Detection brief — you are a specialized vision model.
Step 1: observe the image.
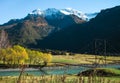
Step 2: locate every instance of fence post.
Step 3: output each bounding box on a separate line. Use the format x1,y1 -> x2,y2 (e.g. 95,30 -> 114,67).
79,75 -> 82,83
82,76 -> 85,83
88,75 -> 92,83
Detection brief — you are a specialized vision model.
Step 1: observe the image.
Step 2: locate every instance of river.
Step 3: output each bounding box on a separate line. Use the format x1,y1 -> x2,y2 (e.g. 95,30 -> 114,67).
0,64 -> 120,76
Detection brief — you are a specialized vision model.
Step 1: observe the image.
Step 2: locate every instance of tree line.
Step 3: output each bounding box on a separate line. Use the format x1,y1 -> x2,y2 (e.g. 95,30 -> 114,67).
0,45 -> 52,67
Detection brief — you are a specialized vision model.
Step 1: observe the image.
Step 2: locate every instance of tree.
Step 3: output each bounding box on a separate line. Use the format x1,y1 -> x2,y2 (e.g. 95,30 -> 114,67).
26,49 -> 34,64
26,49 -> 42,64
0,45 -> 52,67
5,48 -> 16,65
41,53 -> 52,66
13,45 -> 28,64
26,49 -> 52,67
0,49 -> 7,64
43,53 -> 52,63
32,50 -> 43,65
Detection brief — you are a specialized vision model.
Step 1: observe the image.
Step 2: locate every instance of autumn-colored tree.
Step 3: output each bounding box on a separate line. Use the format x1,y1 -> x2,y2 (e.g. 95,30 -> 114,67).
26,49 -> 42,64
27,49 -> 52,66
32,50 -> 43,65
12,45 -> 28,64
5,48 -> 15,64
0,45 -> 52,67
26,49 -> 34,64
42,53 -> 52,63
0,49 -> 7,64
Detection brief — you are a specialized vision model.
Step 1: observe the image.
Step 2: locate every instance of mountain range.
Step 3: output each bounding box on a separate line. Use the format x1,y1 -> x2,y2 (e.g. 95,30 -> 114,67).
30,8 -> 89,20
0,6 -> 120,54
0,8 -> 90,45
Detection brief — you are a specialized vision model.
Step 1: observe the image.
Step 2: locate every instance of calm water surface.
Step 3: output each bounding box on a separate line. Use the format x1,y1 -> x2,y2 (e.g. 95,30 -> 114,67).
0,64 -> 120,76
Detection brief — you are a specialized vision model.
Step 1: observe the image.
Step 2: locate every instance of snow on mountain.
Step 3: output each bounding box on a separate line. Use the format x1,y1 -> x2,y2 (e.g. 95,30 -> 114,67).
30,8 -> 97,21
30,9 -> 44,15
44,8 -> 62,16
60,8 -> 88,20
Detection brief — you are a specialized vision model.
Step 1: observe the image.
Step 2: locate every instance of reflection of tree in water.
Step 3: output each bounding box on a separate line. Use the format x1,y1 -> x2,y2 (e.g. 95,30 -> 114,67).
39,68 -> 48,75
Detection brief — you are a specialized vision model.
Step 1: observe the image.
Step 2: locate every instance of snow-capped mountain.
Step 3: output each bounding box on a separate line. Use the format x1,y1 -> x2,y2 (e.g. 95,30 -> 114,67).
30,8 -> 61,16
60,8 -> 88,20
30,8 -> 88,21
31,9 -> 43,15
44,8 -> 62,16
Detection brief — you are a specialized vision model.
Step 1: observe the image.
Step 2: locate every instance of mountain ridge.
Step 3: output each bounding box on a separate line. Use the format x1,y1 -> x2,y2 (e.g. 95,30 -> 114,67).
0,8 -> 86,47
35,5 -> 120,54
30,8 -> 88,21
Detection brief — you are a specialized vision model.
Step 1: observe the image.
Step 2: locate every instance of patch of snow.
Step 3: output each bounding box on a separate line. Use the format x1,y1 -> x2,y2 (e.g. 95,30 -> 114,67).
30,8 -> 43,15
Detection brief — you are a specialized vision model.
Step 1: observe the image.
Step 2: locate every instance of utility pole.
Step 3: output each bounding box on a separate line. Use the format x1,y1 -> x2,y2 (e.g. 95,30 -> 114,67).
94,39 -> 107,67
94,39 -> 98,67
104,40 -> 107,66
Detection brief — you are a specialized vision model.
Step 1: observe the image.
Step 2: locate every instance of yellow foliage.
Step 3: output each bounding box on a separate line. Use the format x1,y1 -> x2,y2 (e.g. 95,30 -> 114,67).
13,45 -> 28,64
42,53 -> 52,63
0,45 -> 52,66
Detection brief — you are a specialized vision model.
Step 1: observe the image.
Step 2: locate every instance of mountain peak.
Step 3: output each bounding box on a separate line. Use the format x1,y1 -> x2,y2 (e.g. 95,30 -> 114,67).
60,8 -> 88,20
44,8 -> 62,16
30,8 -> 43,15
29,8 -> 89,21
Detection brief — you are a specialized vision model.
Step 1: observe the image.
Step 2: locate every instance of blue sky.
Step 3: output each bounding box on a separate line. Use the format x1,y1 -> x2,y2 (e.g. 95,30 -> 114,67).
0,0 -> 120,24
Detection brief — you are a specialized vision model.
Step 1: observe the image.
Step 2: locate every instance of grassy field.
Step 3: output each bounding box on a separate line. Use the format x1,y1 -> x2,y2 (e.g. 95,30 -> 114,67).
0,75 -> 120,83
52,54 -> 120,65
0,54 -> 120,83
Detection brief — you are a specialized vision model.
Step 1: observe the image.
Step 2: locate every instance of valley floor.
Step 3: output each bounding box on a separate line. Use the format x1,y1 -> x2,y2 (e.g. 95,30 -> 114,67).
51,54 -> 120,65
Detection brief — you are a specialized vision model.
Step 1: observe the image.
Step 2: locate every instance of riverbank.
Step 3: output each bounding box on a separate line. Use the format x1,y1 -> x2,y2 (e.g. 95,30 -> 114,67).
0,68 -> 39,72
